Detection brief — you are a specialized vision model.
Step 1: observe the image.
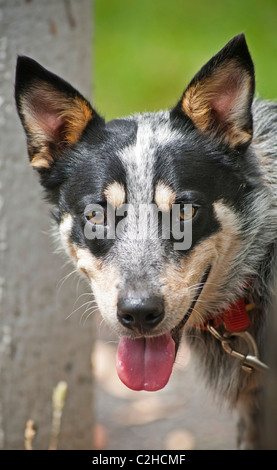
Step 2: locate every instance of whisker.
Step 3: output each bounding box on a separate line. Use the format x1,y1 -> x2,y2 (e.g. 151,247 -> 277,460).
80,301 -> 98,321
73,291 -> 94,305
188,281 -> 221,292
71,291 -> 95,312
65,299 -> 97,321
82,307 -> 99,326
56,269 -> 78,293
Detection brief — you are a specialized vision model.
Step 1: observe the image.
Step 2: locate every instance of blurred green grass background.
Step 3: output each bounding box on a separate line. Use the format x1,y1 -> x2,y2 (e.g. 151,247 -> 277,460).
94,0 -> 277,121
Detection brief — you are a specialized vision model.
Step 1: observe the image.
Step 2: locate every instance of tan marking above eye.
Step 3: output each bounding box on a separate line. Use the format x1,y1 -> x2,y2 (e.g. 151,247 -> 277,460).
104,182 -> 126,209
155,181 -> 176,212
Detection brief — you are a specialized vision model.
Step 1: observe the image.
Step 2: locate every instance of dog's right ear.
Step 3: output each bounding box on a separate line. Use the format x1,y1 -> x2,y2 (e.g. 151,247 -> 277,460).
172,34 -> 255,149
15,56 -> 103,170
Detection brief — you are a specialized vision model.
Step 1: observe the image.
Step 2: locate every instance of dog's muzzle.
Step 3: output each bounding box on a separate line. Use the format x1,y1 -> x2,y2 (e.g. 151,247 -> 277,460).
115,265 -> 212,392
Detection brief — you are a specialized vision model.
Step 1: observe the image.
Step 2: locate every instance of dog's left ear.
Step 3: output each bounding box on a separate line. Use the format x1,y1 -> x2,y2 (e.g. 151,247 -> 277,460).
174,34 -> 255,148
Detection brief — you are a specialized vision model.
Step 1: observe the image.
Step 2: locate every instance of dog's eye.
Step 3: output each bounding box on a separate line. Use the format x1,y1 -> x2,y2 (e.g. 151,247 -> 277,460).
86,210 -> 105,225
179,205 -> 196,221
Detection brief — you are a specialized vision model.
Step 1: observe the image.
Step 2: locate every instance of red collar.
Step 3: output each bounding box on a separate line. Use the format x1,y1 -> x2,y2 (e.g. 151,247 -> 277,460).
198,298 -> 255,332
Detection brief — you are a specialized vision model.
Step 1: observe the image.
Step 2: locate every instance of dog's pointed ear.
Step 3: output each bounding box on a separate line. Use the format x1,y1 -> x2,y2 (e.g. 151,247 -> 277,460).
173,34 -> 255,148
15,56 -> 101,169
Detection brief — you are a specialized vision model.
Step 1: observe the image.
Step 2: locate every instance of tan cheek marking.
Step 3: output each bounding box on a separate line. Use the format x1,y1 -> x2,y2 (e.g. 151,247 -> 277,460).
74,246 -> 103,278
59,215 -> 102,277
74,246 -> 119,295
154,181 -> 176,212
160,202 -> 242,326
104,182 -> 126,210
59,214 -> 119,325
59,213 -> 117,286
74,246 -> 120,326
59,213 -> 75,255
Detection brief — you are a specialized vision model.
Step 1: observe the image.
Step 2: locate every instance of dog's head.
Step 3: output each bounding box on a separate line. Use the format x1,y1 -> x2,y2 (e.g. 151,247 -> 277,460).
15,34 -> 260,391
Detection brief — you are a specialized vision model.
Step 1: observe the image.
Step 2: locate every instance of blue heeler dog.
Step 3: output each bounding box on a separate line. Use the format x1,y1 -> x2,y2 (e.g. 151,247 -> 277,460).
15,34 -> 277,449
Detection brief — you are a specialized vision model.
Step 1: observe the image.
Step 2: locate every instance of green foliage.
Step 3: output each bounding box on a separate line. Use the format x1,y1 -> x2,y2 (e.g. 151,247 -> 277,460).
94,0 -> 277,121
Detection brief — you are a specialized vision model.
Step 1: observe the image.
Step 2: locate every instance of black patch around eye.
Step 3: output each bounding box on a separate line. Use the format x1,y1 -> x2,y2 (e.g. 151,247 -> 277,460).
73,218 -> 115,259
86,238 -> 115,258
159,202 -> 220,256
190,205 -> 220,246
74,200 -> 128,259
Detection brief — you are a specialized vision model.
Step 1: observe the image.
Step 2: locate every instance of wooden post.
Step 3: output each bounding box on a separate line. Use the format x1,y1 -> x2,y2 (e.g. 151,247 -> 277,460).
0,0 -> 94,449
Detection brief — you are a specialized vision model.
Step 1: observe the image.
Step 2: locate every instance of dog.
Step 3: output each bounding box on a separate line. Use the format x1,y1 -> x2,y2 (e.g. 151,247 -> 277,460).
15,34 -> 277,449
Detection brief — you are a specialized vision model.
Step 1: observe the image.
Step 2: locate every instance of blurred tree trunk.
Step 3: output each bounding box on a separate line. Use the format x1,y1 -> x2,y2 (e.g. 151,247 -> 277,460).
0,0 -> 94,449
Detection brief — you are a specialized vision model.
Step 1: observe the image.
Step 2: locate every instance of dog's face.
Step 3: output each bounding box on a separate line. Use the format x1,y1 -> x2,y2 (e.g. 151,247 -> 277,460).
15,34 -> 258,391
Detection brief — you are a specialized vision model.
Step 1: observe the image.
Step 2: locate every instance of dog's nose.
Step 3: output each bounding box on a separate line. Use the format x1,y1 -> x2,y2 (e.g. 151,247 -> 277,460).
117,295 -> 164,333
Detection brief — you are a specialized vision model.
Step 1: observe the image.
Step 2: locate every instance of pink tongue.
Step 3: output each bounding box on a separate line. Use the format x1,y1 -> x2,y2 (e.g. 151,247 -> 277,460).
116,333 -> 175,391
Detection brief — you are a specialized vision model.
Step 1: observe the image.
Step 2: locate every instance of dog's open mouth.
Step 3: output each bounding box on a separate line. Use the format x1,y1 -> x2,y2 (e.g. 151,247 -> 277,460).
116,266 -> 211,391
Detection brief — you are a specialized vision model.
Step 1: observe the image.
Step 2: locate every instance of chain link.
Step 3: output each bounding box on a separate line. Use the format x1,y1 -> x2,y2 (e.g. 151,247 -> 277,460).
207,322 -> 269,374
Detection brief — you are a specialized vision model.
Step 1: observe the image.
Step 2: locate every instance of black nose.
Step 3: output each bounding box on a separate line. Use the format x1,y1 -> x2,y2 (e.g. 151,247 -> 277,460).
117,295 -> 164,334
